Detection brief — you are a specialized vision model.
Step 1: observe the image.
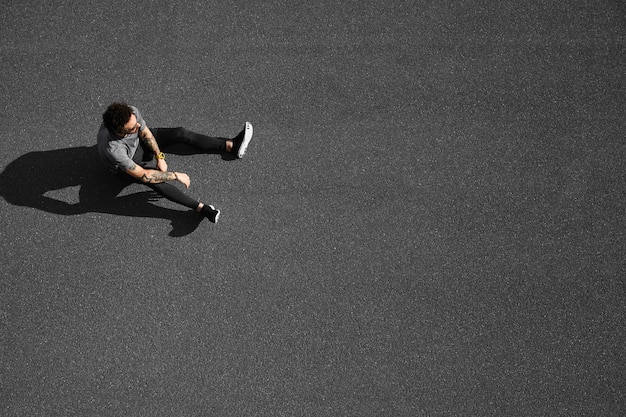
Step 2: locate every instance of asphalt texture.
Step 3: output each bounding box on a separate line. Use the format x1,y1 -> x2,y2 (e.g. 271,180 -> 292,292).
1,1 -> 625,416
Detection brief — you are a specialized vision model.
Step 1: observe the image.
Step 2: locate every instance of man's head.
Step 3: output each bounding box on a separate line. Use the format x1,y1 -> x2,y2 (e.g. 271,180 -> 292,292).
103,102 -> 140,135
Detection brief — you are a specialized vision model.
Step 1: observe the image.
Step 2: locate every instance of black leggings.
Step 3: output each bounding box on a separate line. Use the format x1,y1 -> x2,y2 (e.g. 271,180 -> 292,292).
152,127 -> 228,152
131,127 -> 229,209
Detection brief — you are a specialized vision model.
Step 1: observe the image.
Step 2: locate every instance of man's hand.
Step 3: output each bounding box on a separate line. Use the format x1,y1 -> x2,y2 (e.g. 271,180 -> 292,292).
175,172 -> 190,188
157,158 -> 168,172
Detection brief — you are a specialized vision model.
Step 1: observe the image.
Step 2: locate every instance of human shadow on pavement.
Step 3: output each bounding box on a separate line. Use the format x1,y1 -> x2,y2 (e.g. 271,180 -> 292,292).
0,146 -> 207,237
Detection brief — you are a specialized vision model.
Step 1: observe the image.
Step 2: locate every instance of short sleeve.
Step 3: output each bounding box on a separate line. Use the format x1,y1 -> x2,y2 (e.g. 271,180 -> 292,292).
131,106 -> 147,132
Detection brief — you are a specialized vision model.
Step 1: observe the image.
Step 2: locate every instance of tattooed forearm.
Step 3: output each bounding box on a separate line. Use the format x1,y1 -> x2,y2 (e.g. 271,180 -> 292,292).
140,130 -> 160,154
142,170 -> 176,184
142,135 -> 158,150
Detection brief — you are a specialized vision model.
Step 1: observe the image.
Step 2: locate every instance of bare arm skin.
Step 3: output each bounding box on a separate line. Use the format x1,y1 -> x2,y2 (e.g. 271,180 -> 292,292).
139,126 -> 160,154
140,126 -> 168,172
124,163 -> 190,188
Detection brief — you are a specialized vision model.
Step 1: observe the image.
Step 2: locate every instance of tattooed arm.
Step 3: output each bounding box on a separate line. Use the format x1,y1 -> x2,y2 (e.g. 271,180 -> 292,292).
124,163 -> 190,188
140,126 -> 168,172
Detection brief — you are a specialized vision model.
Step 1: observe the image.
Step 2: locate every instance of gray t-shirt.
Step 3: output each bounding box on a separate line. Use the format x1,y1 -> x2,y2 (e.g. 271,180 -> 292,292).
97,105 -> 147,171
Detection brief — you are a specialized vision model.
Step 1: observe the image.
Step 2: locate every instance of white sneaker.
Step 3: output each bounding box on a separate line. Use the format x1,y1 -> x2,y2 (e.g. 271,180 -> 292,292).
233,122 -> 253,158
202,205 -> 220,223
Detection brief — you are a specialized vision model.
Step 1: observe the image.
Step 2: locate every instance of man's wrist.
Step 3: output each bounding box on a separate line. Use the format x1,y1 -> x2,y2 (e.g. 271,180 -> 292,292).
156,152 -> 166,160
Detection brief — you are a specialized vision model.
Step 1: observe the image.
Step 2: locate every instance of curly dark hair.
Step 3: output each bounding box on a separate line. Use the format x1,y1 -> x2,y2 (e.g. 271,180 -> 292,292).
102,102 -> 133,132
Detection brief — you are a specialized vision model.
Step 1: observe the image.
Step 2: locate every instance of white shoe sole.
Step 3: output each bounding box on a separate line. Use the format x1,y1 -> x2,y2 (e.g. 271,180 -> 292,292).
208,205 -> 220,223
237,122 -> 253,158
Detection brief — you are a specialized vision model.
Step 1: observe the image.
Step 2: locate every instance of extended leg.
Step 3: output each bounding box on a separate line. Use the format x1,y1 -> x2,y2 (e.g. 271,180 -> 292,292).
145,181 -> 199,209
153,127 -> 230,153
145,182 -> 220,223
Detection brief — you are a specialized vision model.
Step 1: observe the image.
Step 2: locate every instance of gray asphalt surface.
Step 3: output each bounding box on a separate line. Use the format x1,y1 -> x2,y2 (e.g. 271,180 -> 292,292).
1,1 -> 625,416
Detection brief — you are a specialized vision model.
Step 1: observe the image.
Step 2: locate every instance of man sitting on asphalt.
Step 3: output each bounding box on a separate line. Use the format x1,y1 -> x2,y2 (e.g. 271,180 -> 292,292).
97,102 -> 253,223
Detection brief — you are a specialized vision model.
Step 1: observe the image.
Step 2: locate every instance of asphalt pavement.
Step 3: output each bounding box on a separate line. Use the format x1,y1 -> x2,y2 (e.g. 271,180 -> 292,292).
1,1 -> 625,416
